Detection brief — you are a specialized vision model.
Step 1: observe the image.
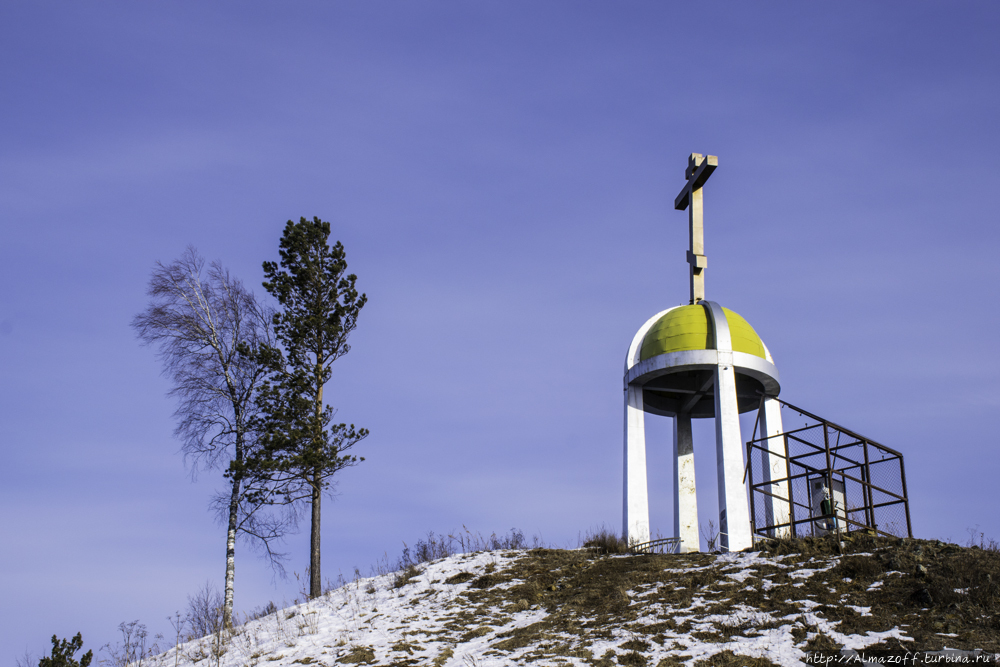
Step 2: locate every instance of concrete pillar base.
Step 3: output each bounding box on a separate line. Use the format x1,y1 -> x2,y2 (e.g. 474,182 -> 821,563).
673,413 -> 700,552
623,384 -> 650,545
761,398 -> 790,538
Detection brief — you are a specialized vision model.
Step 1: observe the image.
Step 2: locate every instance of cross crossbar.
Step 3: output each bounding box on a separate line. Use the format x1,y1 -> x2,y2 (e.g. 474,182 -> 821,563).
673,152 -> 718,304
674,154 -> 718,211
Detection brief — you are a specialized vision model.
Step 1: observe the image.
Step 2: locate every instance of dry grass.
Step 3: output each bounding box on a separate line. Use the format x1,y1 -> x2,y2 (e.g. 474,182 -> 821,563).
692,651 -> 779,667
580,527 -> 630,555
392,564 -> 421,589
457,533 -> 1000,661
186,529 -> 1000,666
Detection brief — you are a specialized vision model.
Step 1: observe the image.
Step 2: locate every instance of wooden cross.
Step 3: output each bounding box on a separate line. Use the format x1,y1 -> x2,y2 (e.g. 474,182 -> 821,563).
674,153 -> 718,304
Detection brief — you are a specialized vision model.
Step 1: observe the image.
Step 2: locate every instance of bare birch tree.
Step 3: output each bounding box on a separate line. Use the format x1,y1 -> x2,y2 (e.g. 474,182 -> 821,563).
132,247 -> 292,629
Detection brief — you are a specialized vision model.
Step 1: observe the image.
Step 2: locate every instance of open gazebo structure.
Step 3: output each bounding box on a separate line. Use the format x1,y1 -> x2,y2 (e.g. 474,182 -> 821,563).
622,154 -> 789,553
622,154 -> 911,553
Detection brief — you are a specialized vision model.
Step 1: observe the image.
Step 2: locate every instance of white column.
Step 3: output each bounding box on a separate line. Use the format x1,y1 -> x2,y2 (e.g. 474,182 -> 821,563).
673,413 -> 700,552
703,301 -> 752,552
623,384 -> 650,545
760,398 -> 790,538
713,354 -> 751,551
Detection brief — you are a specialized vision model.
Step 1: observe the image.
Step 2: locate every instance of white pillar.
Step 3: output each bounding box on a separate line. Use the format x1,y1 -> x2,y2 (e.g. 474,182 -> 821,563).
713,354 -> 751,551
760,398 -> 790,538
673,413 -> 700,552
623,384 -> 650,545
704,301 -> 752,552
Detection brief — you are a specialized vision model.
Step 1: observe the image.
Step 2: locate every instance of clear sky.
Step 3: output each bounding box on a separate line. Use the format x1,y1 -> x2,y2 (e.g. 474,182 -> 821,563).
3,1 -> 999,658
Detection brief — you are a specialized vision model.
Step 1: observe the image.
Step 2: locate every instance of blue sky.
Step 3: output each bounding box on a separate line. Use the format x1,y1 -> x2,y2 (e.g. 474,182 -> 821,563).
2,1 -> 999,658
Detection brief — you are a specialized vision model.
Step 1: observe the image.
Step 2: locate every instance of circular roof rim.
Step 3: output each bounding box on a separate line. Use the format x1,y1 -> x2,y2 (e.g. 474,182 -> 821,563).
625,348 -> 780,397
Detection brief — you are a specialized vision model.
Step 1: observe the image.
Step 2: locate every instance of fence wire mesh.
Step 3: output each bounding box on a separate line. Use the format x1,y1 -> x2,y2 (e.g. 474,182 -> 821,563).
746,399 -> 911,540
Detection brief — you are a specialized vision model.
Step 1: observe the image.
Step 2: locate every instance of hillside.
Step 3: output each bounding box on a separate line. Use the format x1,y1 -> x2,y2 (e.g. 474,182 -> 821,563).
160,535 -> 1000,666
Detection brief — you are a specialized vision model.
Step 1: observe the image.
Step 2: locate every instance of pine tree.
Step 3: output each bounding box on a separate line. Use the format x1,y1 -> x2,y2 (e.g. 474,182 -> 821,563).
258,217 -> 369,598
39,633 -> 92,667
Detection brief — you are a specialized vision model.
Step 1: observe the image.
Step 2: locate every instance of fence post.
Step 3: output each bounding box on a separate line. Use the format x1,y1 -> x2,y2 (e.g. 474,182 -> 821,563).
785,432 -> 796,538
862,439 -> 874,531
899,455 -> 913,538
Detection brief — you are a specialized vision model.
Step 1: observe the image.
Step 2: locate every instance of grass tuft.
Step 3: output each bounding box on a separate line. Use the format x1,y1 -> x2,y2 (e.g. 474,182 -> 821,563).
581,527 -> 630,554
392,564 -> 421,589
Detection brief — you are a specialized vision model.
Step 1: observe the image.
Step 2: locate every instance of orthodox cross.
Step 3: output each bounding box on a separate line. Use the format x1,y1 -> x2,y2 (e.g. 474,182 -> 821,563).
674,153 -> 718,304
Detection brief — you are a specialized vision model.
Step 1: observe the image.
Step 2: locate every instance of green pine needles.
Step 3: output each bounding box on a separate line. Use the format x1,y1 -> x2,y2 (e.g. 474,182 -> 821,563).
256,216 -> 369,598
39,633 -> 92,667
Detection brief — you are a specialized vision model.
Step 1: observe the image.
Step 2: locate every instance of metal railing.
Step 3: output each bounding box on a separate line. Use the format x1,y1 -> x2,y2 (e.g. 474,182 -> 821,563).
746,398 -> 912,541
629,537 -> 683,554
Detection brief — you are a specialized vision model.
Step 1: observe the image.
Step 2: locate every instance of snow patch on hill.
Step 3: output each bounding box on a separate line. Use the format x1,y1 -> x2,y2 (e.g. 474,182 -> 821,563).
158,547 -> 914,667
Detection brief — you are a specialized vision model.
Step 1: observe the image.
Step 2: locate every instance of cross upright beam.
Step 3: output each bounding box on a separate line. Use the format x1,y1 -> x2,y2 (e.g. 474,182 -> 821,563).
674,153 -> 718,304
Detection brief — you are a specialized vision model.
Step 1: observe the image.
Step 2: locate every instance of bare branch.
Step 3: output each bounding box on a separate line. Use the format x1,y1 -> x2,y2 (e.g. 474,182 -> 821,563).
132,246 -> 296,628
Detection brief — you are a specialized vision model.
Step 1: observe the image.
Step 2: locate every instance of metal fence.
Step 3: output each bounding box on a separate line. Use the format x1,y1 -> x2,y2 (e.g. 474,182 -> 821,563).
746,398 -> 912,541
629,537 -> 683,554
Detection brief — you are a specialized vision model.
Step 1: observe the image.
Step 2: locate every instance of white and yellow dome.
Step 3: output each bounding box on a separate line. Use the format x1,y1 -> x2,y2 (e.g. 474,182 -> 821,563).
625,302 -> 779,418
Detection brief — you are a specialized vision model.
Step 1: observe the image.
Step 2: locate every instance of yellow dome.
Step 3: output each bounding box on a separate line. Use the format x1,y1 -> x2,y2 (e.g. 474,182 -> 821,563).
639,305 -> 766,361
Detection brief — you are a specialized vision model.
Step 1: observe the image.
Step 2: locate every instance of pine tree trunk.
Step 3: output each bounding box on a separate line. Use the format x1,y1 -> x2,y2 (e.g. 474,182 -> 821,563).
310,366 -> 324,599
310,469 -> 322,598
224,474 -> 240,629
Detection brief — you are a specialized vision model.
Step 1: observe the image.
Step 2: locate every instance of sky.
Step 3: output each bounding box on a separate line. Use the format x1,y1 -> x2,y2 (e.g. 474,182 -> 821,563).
2,0 -> 999,659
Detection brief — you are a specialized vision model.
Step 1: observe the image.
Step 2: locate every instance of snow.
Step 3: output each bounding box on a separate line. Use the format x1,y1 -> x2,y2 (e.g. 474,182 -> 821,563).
725,569 -> 757,583
155,549 -> 914,667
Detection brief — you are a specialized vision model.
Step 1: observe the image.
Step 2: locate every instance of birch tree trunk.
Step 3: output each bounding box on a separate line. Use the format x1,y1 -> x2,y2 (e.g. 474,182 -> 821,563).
224,474 -> 240,629
132,248 -> 281,634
